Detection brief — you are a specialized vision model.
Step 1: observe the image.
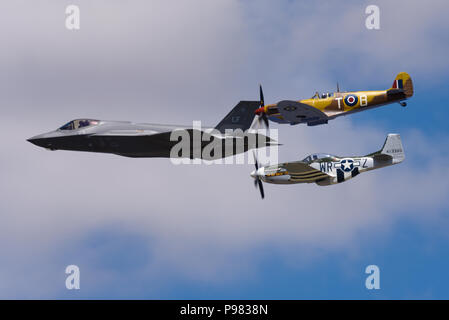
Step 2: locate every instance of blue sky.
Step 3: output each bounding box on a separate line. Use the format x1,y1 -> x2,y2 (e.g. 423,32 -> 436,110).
56,203 -> 449,299
1,0 -> 449,299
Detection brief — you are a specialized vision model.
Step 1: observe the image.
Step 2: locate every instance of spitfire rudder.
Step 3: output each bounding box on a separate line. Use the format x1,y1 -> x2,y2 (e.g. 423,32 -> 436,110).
390,72 -> 413,98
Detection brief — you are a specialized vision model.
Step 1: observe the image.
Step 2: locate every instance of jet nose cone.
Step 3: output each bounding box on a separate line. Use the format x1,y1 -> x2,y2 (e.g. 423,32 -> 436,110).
27,134 -> 55,149
27,137 -> 42,147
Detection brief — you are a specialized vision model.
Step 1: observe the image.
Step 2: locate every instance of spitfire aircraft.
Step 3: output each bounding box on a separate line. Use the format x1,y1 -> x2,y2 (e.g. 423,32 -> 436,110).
27,99 -> 275,160
255,72 -> 413,126
251,134 -> 404,199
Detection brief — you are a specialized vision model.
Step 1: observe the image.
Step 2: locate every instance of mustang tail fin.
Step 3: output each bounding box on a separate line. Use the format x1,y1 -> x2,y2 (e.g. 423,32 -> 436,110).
390,72 -> 413,98
215,101 -> 260,133
379,133 -> 405,164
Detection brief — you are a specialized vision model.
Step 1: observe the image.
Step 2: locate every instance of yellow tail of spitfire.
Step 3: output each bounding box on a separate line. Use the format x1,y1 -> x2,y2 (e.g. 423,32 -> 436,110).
390,72 -> 413,98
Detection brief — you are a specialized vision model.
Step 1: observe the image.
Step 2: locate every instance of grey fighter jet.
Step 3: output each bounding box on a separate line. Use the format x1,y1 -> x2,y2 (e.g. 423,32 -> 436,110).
28,89 -> 275,160
251,134 -> 404,198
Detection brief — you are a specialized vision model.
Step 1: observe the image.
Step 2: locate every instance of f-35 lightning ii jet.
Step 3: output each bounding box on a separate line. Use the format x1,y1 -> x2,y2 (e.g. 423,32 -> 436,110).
28,96 -> 274,160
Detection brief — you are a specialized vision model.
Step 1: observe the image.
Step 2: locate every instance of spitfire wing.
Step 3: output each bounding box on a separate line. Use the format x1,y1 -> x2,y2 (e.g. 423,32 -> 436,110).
277,100 -> 328,126
283,161 -> 330,183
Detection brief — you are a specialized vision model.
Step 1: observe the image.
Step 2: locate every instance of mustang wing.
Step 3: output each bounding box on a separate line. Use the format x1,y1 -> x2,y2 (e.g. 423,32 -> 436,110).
277,100 -> 328,126
283,161 -> 330,183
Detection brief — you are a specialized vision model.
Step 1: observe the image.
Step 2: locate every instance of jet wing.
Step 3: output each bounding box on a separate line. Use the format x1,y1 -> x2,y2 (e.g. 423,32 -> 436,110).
276,100 -> 329,126
87,125 -> 275,158
89,123 -> 210,137
282,161 -> 330,183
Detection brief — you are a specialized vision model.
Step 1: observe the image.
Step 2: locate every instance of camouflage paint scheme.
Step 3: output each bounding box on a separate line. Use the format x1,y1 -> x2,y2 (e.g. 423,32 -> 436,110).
251,134 -> 404,186
256,72 -> 413,126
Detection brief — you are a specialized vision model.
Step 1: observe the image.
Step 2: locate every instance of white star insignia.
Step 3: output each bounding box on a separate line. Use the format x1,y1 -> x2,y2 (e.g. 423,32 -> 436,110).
342,161 -> 352,170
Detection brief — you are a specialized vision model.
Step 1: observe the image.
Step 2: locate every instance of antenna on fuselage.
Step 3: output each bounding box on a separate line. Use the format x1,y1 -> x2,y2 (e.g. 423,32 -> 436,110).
336,82 -> 340,93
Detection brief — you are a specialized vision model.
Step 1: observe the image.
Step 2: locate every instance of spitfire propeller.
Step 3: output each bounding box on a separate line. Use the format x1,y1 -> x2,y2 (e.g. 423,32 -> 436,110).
254,84 -> 269,129
251,150 -> 265,199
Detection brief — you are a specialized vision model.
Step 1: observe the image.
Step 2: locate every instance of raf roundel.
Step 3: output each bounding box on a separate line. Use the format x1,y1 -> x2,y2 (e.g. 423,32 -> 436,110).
344,94 -> 358,107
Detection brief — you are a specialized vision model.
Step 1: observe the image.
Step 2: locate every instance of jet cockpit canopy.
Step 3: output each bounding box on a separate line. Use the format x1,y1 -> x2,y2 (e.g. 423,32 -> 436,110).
58,119 -> 99,131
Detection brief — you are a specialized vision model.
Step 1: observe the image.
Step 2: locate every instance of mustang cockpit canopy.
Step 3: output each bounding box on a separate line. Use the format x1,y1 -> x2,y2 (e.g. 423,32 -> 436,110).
58,119 -> 99,131
302,153 -> 337,163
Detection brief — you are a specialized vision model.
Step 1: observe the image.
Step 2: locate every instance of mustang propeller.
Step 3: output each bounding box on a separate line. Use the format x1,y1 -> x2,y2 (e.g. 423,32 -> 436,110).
254,84 -> 269,129
251,151 -> 265,199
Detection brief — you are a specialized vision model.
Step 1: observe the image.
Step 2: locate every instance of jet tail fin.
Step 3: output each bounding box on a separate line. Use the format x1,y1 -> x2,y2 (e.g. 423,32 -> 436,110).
389,72 -> 413,98
379,133 -> 405,164
215,101 -> 260,133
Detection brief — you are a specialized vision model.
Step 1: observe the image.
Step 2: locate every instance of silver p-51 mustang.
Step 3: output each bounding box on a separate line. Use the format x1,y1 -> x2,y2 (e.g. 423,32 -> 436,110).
251,134 -> 404,198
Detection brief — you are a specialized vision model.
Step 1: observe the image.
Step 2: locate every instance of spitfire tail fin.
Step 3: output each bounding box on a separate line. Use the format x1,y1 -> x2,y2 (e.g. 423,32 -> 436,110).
390,72 -> 413,98
379,133 -> 405,164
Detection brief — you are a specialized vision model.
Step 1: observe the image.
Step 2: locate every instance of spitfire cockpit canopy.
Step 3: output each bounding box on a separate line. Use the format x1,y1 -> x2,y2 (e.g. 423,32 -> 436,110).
311,92 -> 334,99
58,119 -> 99,131
302,153 -> 337,163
